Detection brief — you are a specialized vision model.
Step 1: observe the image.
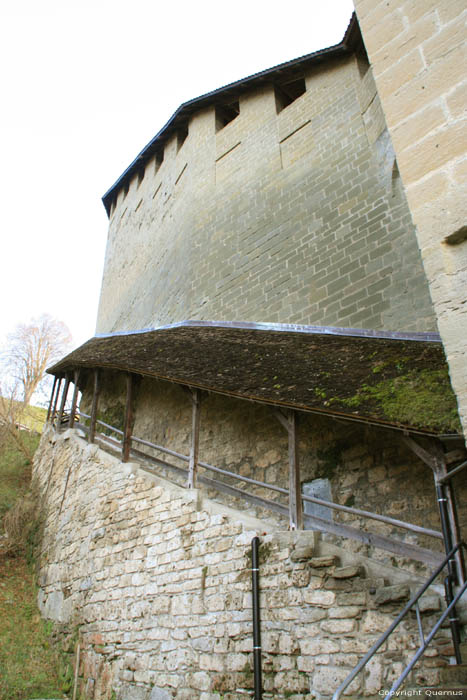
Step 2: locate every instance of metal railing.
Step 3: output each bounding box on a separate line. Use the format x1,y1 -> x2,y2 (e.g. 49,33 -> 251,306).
332,541 -> 467,699
54,409 -> 447,567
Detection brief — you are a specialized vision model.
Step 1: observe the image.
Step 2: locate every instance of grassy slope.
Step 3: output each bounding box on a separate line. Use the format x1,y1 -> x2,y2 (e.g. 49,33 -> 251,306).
0,400 -> 47,434
0,431 -> 65,700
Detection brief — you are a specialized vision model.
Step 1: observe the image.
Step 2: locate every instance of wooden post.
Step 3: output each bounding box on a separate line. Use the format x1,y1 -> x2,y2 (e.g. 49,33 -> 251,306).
57,374 -> 71,430
68,369 -> 81,428
51,377 -> 62,425
187,389 -> 200,488
287,410 -> 303,530
47,377 -> 58,422
432,440 -> 465,586
404,435 -> 465,586
122,373 -> 134,463
89,369 -> 100,444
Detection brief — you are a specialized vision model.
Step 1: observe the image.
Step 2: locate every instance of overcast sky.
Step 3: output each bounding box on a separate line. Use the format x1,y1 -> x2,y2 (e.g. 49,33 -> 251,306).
1,0 -> 354,351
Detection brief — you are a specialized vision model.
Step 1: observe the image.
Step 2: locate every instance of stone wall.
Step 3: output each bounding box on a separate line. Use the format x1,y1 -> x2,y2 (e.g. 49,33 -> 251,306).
81,371 -> 467,575
34,428 -> 453,699
352,0 -> 467,435
96,54 -> 436,336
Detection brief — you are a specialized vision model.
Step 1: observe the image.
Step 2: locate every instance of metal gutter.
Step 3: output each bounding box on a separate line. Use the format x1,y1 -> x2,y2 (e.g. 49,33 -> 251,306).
94,319 -> 442,344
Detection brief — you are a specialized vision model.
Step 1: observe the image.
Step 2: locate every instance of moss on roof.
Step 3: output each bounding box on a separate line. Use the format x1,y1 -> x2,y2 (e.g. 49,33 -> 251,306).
48,323 -> 460,435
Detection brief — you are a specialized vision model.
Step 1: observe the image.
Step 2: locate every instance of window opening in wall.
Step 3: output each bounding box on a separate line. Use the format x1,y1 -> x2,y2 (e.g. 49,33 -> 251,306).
275,76 -> 306,113
177,125 -> 188,152
302,478 -> 333,527
215,100 -> 240,131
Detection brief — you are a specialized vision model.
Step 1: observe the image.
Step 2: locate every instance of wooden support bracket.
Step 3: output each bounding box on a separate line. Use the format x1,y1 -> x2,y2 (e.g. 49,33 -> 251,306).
57,374 -> 71,429
287,410 -> 303,531
187,388 -> 201,489
89,369 -> 100,444
273,409 -> 289,432
122,373 -> 134,463
47,377 -> 58,422
68,369 -> 81,428
403,434 -> 465,585
402,435 -> 438,471
51,377 -> 62,424
273,408 -> 303,530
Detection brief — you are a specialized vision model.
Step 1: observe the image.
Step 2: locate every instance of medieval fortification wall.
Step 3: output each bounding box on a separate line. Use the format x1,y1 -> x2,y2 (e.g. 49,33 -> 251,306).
33,15 -> 467,699
96,54 -> 436,336
353,0 -> 467,435
34,429 -> 453,699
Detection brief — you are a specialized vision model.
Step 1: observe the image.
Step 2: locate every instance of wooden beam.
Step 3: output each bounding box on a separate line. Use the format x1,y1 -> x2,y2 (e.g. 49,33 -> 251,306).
273,409 -> 289,432
51,377 -> 62,425
288,409 -> 303,530
122,373 -> 134,463
302,512 -> 443,568
68,370 -> 81,428
445,448 -> 467,465
187,388 -> 200,488
402,435 -> 438,470
47,377 -> 58,422
57,375 -> 71,429
89,369 -> 100,444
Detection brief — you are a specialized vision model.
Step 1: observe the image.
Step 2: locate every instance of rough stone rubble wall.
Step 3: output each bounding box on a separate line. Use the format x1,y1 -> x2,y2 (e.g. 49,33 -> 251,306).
96,54 -> 436,336
34,429 -> 451,699
84,373 -> 462,574
353,0 -> 467,436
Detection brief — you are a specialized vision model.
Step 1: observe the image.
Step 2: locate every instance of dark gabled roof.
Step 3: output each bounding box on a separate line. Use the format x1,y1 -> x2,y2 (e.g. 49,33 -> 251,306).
102,14 -> 360,216
48,321 -> 462,436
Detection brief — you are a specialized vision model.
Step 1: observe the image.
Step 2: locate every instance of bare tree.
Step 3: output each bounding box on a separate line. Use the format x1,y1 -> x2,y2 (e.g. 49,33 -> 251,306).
2,314 -> 72,407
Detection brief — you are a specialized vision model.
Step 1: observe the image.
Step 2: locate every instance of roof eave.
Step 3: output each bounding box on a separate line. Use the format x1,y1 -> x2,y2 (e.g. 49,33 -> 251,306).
101,13 -> 358,216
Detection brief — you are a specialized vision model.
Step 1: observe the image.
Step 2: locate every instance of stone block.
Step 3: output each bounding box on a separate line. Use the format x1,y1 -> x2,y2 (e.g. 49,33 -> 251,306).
332,565 -> 362,579
290,544 -> 316,561
303,590 -> 335,606
300,638 -> 339,655
374,584 -> 410,605
308,556 -> 338,568
418,594 -> 441,612
320,619 -> 356,634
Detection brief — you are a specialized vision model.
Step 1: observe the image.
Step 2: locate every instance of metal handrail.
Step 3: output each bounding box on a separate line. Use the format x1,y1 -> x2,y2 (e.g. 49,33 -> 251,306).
301,492 -> 442,539
62,416 -> 445,557
332,541 -> 467,700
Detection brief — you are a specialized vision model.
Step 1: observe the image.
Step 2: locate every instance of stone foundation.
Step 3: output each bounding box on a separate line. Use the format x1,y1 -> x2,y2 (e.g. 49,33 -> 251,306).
34,428 -> 455,699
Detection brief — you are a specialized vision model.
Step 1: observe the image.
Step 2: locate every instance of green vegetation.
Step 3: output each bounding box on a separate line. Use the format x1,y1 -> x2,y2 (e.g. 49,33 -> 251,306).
335,368 -> 462,433
0,431 -> 65,699
0,399 -> 47,434
0,432 -> 40,521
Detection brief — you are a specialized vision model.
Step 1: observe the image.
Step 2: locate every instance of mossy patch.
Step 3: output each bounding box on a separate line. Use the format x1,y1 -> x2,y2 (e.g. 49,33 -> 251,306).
334,368 -> 461,433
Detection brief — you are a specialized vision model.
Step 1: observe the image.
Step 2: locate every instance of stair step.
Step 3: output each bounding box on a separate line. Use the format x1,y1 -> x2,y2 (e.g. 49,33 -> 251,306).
440,664 -> 467,685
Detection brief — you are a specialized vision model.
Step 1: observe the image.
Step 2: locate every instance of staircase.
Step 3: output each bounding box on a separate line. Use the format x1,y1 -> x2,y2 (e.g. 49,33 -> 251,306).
332,542 -> 467,699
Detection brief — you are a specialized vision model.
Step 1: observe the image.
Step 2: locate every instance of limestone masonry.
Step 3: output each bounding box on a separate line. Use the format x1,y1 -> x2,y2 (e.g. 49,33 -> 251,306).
36,7 -> 467,699
97,36 -> 435,336
34,429 -> 453,699
353,0 -> 467,435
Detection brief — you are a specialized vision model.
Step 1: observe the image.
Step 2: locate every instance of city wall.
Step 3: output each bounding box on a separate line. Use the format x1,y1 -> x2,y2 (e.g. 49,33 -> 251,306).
96,55 -> 436,336
34,427 -> 452,699
353,0 -> 467,434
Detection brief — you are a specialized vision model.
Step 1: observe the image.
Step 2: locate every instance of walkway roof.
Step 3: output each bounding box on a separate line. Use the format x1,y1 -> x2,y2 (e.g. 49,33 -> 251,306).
48,321 -> 461,437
